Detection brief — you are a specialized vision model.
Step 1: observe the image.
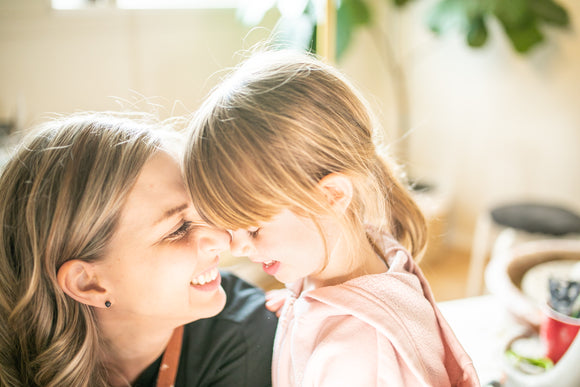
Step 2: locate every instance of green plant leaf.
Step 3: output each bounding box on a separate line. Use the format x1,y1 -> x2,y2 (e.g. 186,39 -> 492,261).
392,0 -> 414,6
427,0 -> 467,34
428,0 -> 494,34
310,23 -> 318,53
336,0 -> 371,60
491,0 -> 546,53
504,22 -> 545,53
336,15 -> 353,60
425,0 -> 569,53
530,0 -> 569,26
344,0 -> 371,25
467,14 -> 488,47
492,0 -> 533,28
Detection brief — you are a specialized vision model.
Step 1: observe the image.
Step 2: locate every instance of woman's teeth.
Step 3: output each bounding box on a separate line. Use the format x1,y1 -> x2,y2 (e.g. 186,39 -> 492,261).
191,268 -> 219,285
264,260 -> 275,268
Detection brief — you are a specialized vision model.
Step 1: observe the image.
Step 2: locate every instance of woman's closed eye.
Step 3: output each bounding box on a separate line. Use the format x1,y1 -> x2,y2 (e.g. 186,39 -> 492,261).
165,221 -> 193,242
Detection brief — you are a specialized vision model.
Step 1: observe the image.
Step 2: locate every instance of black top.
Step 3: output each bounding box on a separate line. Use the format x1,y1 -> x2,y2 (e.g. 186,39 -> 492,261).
133,271 -> 277,387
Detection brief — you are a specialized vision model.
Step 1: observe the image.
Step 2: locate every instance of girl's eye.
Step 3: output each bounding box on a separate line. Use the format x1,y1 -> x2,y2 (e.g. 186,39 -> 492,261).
165,221 -> 193,242
248,227 -> 261,239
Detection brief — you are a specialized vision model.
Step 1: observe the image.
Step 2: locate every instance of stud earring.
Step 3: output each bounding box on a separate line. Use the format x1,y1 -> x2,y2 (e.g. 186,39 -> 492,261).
105,301 -> 111,308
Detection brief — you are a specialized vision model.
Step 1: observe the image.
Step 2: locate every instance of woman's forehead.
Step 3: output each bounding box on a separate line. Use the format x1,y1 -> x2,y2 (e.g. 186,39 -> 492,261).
119,151 -> 190,230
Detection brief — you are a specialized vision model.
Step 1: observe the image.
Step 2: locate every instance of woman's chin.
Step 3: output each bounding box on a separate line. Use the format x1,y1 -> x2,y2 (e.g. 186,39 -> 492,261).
187,286 -> 227,322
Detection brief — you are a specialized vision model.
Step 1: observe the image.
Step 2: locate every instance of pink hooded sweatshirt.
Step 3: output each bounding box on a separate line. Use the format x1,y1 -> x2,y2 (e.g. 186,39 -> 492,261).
272,234 -> 479,386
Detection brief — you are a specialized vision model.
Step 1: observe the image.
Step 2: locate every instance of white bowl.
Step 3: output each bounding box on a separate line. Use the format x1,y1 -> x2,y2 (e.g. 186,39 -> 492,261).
485,238 -> 580,327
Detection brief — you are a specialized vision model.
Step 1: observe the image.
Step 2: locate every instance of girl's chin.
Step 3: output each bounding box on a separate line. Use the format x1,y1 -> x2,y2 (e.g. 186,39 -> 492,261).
274,272 -> 302,286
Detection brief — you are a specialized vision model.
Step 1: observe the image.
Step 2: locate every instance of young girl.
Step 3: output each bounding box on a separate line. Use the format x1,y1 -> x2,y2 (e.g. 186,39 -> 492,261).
0,113 -> 276,386
184,50 -> 479,386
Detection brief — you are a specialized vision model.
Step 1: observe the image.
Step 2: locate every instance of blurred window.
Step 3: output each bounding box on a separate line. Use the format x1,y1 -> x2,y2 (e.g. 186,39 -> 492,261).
52,0 -> 236,9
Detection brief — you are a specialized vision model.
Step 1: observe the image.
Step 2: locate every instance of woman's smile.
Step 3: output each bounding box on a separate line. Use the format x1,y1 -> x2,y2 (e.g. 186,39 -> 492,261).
190,267 -> 221,291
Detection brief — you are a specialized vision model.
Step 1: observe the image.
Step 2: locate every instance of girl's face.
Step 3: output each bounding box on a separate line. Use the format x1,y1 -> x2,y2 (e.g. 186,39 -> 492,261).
94,151 -> 229,326
230,209 -> 328,285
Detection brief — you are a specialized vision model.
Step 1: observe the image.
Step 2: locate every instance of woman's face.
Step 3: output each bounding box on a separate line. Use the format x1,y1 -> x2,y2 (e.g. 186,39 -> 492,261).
94,151 -> 229,325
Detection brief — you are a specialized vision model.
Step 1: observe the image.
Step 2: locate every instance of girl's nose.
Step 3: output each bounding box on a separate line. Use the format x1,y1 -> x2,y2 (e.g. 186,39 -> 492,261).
197,227 -> 231,255
230,230 -> 254,257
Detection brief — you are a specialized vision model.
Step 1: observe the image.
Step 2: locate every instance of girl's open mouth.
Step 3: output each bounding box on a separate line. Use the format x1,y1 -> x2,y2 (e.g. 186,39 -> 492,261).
262,260 -> 280,275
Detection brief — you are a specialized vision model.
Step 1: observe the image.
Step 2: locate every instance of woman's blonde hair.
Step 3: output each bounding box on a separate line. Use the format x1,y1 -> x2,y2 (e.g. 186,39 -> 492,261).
184,50 -> 426,263
0,113 -> 163,386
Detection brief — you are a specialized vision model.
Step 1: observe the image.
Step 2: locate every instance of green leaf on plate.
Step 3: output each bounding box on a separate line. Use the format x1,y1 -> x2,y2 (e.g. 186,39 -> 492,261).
505,349 -> 554,370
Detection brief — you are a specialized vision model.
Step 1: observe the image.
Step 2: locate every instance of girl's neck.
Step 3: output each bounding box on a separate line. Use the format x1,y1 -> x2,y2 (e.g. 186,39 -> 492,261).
304,232 -> 387,291
97,313 -> 176,386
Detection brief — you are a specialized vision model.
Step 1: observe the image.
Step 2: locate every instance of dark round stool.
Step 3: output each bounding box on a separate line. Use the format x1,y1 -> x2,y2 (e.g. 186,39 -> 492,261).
466,202 -> 580,296
490,203 -> 580,236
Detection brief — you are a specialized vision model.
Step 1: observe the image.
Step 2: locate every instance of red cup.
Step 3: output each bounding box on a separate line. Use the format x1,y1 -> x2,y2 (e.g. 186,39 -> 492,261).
540,305 -> 580,363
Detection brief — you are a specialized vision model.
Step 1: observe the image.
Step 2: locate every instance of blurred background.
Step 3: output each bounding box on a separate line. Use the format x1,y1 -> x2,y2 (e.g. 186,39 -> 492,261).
1,0 -> 579,300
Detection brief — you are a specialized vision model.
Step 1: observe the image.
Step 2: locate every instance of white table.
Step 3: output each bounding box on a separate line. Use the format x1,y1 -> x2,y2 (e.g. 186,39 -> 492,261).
438,295 -> 528,385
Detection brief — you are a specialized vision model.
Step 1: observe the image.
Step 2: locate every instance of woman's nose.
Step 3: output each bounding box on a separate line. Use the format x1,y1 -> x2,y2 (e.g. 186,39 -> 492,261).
230,230 -> 254,257
197,227 -> 231,255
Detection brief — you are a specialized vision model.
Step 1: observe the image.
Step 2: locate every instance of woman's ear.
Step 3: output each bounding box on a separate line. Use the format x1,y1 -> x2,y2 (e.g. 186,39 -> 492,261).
318,173 -> 353,214
57,260 -> 109,308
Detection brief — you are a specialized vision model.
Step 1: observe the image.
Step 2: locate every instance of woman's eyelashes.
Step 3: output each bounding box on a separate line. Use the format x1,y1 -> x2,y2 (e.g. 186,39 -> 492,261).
165,221 -> 193,242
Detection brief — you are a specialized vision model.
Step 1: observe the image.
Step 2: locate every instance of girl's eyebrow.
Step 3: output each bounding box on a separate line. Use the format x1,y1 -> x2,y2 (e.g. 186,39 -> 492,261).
154,203 -> 189,225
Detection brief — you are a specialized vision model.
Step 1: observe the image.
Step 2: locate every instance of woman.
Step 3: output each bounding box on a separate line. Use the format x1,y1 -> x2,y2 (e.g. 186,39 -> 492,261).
0,112 -> 276,387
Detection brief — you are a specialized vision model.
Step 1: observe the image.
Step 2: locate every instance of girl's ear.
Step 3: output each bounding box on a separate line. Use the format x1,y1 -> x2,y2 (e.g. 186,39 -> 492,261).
57,260 -> 110,308
318,173 -> 353,214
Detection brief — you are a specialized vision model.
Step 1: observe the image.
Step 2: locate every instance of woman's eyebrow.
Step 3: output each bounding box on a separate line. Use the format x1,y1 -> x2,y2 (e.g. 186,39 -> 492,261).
154,203 -> 189,225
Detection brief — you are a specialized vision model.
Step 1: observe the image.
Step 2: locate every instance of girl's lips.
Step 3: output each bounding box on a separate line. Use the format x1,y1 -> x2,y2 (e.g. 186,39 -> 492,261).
263,260 -> 280,276
190,271 -> 221,292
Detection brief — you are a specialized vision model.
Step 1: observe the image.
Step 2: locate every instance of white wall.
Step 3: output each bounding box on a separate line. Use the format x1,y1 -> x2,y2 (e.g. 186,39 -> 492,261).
337,0 -> 580,249
1,0 -> 579,250
407,0 -> 580,248
0,0 -> 276,126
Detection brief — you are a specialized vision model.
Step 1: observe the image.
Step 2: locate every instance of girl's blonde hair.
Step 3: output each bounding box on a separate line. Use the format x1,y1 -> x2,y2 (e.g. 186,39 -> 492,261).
0,113 -> 163,387
184,50 -> 426,263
